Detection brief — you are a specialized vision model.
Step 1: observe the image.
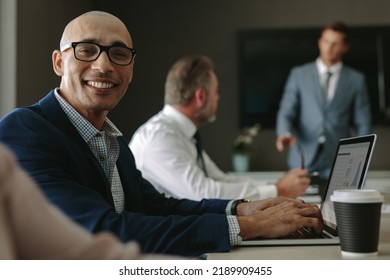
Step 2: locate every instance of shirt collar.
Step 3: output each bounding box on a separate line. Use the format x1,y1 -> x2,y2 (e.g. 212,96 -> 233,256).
162,104 -> 197,139
54,88 -> 122,142
316,57 -> 342,75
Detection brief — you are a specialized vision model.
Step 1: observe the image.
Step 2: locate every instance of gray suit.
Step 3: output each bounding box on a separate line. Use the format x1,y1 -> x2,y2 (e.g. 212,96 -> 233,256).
276,61 -> 372,177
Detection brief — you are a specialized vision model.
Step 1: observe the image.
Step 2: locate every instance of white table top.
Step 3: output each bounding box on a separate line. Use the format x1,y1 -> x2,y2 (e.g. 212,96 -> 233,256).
207,171 -> 390,260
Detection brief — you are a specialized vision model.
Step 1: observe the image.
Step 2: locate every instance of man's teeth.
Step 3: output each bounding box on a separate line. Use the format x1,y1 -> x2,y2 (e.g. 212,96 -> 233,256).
87,81 -> 114,89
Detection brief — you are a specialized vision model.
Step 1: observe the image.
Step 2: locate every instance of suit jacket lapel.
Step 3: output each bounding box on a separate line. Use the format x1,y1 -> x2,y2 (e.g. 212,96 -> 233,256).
308,62 -> 326,107
327,66 -> 348,110
38,91 -> 109,186
39,91 -> 85,144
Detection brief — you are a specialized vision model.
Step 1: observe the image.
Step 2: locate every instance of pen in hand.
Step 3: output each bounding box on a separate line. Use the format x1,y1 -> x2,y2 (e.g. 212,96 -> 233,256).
296,142 -> 305,169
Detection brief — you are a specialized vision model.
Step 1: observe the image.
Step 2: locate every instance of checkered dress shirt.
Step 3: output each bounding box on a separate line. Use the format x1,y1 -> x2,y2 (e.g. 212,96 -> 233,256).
54,90 -> 125,212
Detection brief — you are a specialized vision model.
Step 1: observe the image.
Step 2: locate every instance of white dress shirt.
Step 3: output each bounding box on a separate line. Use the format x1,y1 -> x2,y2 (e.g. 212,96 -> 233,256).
129,104 -> 277,201
316,57 -> 342,103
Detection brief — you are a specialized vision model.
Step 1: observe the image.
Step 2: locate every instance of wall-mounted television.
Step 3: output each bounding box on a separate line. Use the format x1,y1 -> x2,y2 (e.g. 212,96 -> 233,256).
238,25 -> 390,128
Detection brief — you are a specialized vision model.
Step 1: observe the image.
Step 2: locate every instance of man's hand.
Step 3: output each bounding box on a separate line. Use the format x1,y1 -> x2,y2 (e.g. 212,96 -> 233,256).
276,134 -> 296,152
276,168 -> 310,198
236,197 -> 323,240
236,196 -> 297,216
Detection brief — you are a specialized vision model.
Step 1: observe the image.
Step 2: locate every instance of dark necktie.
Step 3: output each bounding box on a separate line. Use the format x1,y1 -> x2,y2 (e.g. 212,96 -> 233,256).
193,131 -> 208,176
323,71 -> 333,102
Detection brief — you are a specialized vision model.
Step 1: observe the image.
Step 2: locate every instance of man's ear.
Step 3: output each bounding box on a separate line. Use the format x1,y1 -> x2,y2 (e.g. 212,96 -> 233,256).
52,50 -> 64,77
194,88 -> 207,107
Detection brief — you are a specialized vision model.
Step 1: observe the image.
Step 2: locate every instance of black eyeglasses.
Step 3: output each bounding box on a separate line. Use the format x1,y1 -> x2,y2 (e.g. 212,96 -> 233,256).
60,42 -> 136,66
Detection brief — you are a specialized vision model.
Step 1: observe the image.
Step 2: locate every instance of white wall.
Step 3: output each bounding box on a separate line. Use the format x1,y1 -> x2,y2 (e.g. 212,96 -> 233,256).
0,0 -> 17,117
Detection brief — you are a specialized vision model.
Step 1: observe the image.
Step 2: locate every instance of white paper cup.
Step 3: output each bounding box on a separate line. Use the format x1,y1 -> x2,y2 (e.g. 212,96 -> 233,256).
331,189 -> 383,257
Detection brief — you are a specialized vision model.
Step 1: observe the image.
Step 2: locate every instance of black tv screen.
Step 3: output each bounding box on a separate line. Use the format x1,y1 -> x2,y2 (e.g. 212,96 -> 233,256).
238,26 -> 390,128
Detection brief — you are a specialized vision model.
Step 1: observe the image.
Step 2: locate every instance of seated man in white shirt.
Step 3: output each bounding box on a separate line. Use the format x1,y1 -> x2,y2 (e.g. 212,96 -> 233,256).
129,55 -> 310,201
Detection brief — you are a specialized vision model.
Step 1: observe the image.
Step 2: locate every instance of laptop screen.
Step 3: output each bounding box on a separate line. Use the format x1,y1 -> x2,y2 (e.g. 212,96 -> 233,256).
320,134 -> 377,231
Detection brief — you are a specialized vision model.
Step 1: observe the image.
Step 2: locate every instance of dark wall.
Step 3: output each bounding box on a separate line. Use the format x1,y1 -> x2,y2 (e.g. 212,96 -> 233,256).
17,0 -> 94,105
16,0 -> 390,171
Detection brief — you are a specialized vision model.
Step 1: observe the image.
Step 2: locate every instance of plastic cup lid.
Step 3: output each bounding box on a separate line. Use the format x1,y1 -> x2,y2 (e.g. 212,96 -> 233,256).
330,189 -> 384,203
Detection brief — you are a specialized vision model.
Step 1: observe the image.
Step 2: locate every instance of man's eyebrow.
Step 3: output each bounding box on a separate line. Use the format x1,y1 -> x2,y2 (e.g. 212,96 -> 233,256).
78,38 -> 98,44
111,41 -> 131,48
79,39 -> 130,48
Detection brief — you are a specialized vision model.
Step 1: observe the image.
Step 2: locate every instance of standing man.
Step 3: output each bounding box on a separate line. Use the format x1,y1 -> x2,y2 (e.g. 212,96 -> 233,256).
130,55 -> 310,201
0,11 -> 323,257
276,21 -> 372,179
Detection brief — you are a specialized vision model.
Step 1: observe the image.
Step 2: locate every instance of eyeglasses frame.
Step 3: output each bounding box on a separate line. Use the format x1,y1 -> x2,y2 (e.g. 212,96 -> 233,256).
60,41 -> 136,66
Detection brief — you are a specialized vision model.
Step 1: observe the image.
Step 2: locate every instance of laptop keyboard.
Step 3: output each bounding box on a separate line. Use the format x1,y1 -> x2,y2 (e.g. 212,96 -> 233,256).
286,227 -> 332,239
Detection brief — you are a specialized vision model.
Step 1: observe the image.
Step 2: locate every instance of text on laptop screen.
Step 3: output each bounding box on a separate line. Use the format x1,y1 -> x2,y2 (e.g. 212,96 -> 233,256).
321,141 -> 372,228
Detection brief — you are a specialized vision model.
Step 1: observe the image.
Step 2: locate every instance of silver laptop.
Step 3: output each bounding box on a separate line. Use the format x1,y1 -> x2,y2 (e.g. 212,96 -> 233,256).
240,134 -> 377,246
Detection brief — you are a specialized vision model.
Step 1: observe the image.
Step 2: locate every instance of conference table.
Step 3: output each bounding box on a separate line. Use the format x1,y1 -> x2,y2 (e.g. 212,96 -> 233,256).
207,171 -> 390,260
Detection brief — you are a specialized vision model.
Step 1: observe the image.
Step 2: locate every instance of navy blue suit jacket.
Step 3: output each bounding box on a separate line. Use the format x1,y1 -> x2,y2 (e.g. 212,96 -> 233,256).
0,90 -> 231,256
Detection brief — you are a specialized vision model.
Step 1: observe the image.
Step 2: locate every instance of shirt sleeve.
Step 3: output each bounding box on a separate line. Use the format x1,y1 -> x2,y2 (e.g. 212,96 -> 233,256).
226,215 -> 242,246
130,128 -> 277,201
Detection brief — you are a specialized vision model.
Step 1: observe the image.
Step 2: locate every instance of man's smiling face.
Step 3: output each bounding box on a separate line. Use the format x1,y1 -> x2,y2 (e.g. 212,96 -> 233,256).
52,12 -> 134,125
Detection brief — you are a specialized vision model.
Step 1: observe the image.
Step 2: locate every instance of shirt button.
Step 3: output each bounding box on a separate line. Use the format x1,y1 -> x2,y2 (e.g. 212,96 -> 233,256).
318,135 -> 326,144
99,156 -> 105,161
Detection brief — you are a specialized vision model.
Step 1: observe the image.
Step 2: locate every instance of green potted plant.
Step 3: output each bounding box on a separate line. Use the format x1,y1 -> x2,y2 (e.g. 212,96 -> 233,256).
232,123 -> 261,172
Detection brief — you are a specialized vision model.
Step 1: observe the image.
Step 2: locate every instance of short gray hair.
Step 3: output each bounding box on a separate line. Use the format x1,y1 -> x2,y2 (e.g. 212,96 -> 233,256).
164,55 -> 214,105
